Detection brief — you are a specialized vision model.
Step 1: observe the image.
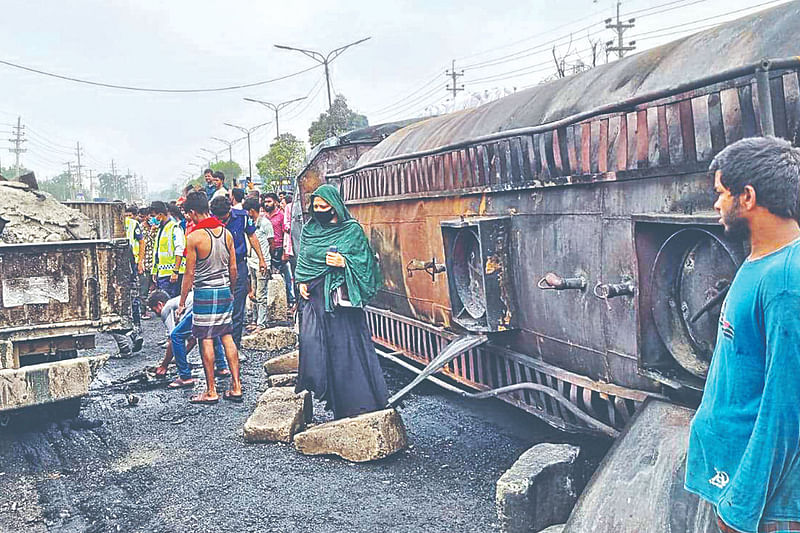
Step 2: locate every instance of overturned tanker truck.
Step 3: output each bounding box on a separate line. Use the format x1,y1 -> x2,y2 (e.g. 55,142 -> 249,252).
299,2 -> 800,439
0,178 -> 130,426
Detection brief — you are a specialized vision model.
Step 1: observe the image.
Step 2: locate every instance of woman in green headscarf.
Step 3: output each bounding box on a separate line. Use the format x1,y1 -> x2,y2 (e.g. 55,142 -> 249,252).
294,184 -> 388,419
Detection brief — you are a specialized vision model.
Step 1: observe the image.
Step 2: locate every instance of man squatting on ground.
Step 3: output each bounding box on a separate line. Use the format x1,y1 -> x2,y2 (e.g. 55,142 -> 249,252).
178,191 -> 242,404
209,194 -> 267,349
146,289 -> 230,388
685,136 -> 800,533
149,200 -> 186,299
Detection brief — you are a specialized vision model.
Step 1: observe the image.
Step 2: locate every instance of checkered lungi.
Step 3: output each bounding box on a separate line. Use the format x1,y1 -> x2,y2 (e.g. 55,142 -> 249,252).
192,286 -> 233,339
718,515 -> 800,532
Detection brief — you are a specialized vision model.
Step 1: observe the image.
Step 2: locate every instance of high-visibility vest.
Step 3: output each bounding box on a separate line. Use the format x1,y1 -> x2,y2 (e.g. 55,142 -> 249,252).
124,217 -> 140,257
152,219 -> 186,277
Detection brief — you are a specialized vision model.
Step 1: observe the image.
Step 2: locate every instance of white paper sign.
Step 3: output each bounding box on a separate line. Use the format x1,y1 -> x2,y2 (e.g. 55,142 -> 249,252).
2,276 -> 70,307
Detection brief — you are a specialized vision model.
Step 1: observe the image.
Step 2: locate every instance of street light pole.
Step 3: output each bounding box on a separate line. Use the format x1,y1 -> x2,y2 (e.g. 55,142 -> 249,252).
274,37 -> 371,111
210,137 -> 233,161
224,121 -> 271,185
243,96 -> 307,138
200,148 -> 219,163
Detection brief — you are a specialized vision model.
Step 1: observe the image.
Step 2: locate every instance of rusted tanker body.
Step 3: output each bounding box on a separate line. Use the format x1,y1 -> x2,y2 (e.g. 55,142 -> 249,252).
318,3 -> 800,437
64,201 -> 125,240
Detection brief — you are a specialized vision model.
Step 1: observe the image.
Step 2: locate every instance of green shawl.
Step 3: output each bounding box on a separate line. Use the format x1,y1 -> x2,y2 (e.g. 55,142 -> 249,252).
295,184 -> 381,312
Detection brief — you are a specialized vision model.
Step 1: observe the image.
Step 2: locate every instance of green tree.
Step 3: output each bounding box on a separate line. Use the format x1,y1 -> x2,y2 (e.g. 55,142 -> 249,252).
308,94 -> 368,146
256,133 -> 307,191
39,172 -> 84,201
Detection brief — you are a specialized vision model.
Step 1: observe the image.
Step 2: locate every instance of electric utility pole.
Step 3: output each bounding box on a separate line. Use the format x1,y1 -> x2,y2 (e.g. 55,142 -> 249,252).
274,37 -> 371,111
74,142 -> 84,193
8,116 -> 26,178
446,60 -> 464,100
243,96 -> 307,138
200,148 -> 219,163
64,161 -> 73,198
211,137 -> 234,161
605,1 -> 636,59
110,159 -> 117,200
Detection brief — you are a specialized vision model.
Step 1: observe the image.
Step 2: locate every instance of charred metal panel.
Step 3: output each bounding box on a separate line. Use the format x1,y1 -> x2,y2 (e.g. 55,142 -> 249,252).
63,201 -> 125,239
441,216 -> 516,332
0,239 -> 130,342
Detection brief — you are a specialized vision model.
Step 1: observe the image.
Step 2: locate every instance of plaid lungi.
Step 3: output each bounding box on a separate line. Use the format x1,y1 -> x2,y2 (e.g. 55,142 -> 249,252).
718,515 -> 800,532
192,286 -> 233,339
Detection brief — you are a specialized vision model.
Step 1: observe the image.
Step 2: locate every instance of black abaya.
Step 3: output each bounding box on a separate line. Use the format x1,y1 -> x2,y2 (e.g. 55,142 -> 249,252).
296,276 -> 389,419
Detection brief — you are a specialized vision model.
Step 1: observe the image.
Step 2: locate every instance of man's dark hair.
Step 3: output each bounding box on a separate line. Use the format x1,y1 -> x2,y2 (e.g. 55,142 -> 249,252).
150,201 -> 168,215
231,187 -> 245,203
203,168 -> 213,176
184,191 -> 209,215
183,184 -> 194,195
213,170 -> 225,181
147,289 -> 170,309
243,198 -> 260,212
264,192 -> 279,202
125,204 -> 138,215
710,136 -> 800,219
210,195 -> 232,219
278,191 -> 286,198
168,204 -> 183,221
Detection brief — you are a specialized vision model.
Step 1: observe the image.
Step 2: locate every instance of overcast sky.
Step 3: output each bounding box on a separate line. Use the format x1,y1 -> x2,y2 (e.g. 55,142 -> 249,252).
0,0 -> 791,196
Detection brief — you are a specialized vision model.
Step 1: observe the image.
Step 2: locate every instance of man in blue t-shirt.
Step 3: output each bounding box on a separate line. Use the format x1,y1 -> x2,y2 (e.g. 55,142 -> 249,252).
209,195 -> 267,349
685,136 -> 800,533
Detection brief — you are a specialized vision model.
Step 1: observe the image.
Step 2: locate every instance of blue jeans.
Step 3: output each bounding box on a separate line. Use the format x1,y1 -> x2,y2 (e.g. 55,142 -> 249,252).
157,276 -> 181,298
231,260 -> 249,348
278,260 -> 295,305
170,309 -> 227,379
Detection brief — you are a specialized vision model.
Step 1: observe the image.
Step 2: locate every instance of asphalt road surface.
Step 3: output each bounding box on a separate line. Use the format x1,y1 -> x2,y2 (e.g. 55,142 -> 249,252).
0,318 -> 607,533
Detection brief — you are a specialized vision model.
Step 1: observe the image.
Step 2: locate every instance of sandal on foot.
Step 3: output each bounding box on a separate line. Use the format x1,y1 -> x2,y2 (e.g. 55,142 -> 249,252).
189,394 -> 219,405
167,377 -> 196,389
223,391 -> 244,403
215,369 -> 231,378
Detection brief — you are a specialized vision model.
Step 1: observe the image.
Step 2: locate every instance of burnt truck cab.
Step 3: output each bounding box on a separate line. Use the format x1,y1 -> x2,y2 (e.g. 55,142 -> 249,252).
0,200 -> 130,421
315,3 -> 800,437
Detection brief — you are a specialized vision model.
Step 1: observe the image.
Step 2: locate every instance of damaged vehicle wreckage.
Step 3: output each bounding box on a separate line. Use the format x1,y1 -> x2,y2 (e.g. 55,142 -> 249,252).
0,176 -> 130,427
2,1 -> 800,531
294,3 -> 800,530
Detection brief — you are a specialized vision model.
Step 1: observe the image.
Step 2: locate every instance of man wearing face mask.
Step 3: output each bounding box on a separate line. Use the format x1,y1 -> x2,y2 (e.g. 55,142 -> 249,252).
149,201 -> 186,299
294,184 -> 388,420
263,192 -> 296,308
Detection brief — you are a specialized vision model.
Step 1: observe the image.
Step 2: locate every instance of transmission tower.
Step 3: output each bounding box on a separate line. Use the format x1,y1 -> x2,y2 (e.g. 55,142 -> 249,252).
605,1 -> 636,59
8,117 -> 26,178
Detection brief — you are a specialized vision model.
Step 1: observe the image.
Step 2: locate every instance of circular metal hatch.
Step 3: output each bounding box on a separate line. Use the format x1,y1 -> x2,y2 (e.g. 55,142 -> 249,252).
451,229 -> 486,319
650,228 -> 743,378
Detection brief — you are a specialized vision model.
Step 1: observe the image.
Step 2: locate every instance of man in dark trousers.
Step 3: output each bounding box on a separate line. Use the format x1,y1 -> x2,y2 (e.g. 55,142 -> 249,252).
685,136 -> 800,533
209,195 -> 267,349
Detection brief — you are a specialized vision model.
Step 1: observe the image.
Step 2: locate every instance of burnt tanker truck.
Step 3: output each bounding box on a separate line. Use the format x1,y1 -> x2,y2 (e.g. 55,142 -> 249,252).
297,2 -> 800,438
0,183 -> 129,426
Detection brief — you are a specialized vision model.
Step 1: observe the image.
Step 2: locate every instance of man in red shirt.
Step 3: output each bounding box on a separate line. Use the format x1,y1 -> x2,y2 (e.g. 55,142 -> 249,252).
263,192 -> 295,306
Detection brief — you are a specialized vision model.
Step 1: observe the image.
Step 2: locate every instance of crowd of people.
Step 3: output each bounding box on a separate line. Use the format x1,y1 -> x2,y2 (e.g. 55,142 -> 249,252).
120,171 -> 388,416
120,169 -> 297,395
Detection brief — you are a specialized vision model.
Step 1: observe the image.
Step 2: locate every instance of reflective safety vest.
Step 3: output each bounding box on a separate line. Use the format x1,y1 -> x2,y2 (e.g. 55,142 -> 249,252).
124,217 -> 140,258
152,219 -> 186,277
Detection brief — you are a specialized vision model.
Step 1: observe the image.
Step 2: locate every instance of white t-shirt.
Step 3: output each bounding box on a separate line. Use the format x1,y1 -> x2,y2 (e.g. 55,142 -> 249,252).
160,292 -> 193,332
212,187 -> 228,200
247,216 -> 274,271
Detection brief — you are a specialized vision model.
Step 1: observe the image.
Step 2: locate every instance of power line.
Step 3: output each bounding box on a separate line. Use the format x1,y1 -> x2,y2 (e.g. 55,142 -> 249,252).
0,60 -> 322,93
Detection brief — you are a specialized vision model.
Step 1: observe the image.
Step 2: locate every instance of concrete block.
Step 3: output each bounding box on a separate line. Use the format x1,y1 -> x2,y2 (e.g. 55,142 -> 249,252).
267,275 -> 288,322
241,326 -> 297,352
294,408 -> 408,463
267,373 -> 297,388
538,526 -> 565,533
496,443 -> 580,533
242,387 -> 311,443
263,349 -> 299,375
